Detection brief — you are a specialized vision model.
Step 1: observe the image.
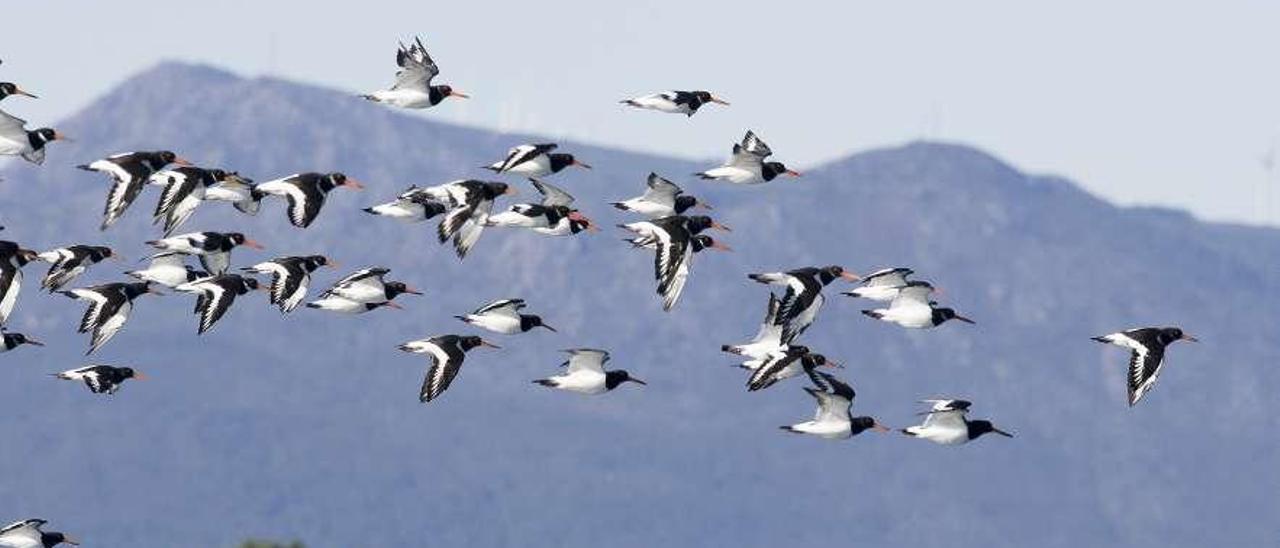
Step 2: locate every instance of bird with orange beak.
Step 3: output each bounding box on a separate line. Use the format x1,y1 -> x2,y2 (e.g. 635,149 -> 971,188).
53,365 -> 147,395
362,36 -> 468,109
749,265 -> 860,341
0,81 -> 38,101
621,90 -> 729,117
484,143 -> 591,182
0,241 -> 40,326
257,172 -> 365,228
0,517 -> 80,546
77,150 -> 192,230
696,130 -> 801,185
0,108 -> 67,165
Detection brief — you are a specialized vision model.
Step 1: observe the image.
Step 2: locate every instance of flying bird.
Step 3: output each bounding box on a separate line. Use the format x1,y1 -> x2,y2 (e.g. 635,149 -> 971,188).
721,293 -> 790,369
0,108 -> 66,165
363,186 -> 450,222
746,344 -> 841,392
780,372 -> 888,440
1092,327 -> 1198,406
362,36 -> 468,109
533,348 -> 645,395
35,245 -> 117,292
0,241 -> 39,326
242,255 -> 335,313
842,267 -> 914,302
433,180 -> 514,258
611,172 -> 711,218
0,518 -> 79,547
175,274 -> 265,334
749,265 -> 859,342
59,282 -> 161,354
397,334 -> 500,402
126,252 -> 209,288
620,215 -> 732,311
145,231 -> 264,275
0,331 -> 42,353
455,298 -> 555,334
318,267 -> 420,304
861,281 -> 974,329
620,90 -> 729,117
77,151 -> 191,230
150,167 -> 253,235
696,130 -> 799,184
202,175 -> 264,215
901,399 -> 1012,445
484,143 -> 591,181
486,180 -> 597,236
52,365 -> 146,396
0,81 -> 38,101
256,172 -> 365,228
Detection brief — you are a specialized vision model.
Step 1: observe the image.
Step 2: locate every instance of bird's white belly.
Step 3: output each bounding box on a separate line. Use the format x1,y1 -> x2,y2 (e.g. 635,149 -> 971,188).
487,210 -> 544,228
703,166 -> 761,184
469,314 -> 521,334
369,201 -> 427,221
623,200 -> 675,218
375,89 -> 433,108
0,135 -> 29,156
792,421 -> 852,439
553,371 -> 607,394
849,286 -> 900,302
507,156 -> 551,176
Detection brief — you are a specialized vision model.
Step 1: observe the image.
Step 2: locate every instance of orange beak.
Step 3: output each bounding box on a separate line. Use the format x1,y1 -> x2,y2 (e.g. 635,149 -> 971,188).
840,271 -> 861,281
871,422 -> 891,433
711,241 -> 733,252
241,238 -> 265,250
324,258 -> 340,269
343,178 -> 366,190
573,160 -> 593,169
711,221 -> 731,232
53,130 -> 72,142
14,87 -> 38,98
173,156 -> 193,166
1182,334 -> 1199,342
450,90 -> 470,99
480,340 -> 502,349
710,96 -> 730,105
785,170 -> 802,177
133,371 -> 149,381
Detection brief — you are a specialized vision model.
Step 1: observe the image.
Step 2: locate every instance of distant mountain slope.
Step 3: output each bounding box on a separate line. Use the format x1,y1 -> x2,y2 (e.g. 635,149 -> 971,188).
0,62 -> 1275,547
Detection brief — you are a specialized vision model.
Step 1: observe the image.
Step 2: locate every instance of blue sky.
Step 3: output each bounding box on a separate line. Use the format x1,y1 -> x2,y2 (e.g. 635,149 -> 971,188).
5,1 -> 1280,225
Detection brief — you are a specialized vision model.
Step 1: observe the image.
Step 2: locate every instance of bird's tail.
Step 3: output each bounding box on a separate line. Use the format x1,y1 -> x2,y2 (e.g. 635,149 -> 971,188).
361,207 -> 377,215
694,172 -> 714,180
359,94 -> 379,102
610,202 -> 627,211
1090,336 -> 1109,343
861,310 -> 884,320
778,425 -> 801,434
620,99 -> 641,107
532,379 -> 556,387
900,428 -> 917,437
75,164 -> 94,171
305,302 -> 321,309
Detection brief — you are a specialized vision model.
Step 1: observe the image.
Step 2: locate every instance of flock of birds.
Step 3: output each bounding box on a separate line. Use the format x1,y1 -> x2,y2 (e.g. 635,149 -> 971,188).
0,39 -> 1200,546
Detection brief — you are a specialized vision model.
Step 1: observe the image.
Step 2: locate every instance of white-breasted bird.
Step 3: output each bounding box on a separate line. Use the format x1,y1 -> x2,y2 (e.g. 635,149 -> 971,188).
484,143 -> 591,182
780,372 -> 888,440
1092,327 -> 1198,406
695,130 -> 799,185
145,231 -> 264,275
749,265 -> 860,342
861,281 -> 974,329
620,90 -> 729,117
175,274 -> 266,334
745,344 -> 841,392
362,36 -> 468,109
455,298 -> 555,334
841,267 -> 914,302
397,334 -> 500,402
35,245 -> 117,292
0,242 -> 39,326
0,518 -> 79,547
611,172 -> 711,218
901,399 -> 1012,445
533,348 -> 645,395
620,215 -> 731,311
77,151 -> 191,230
721,293 -> 790,368
58,282 -> 161,355
0,108 -> 66,165
242,255 -> 335,313
52,365 -> 146,396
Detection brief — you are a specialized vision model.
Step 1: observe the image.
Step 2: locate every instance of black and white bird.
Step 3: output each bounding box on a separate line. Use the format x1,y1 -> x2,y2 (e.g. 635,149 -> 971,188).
363,186 -> 450,222
242,255 -> 335,313
620,90 -> 729,117
431,180 -> 514,258
52,365 -> 146,396
780,372 -> 888,440
0,331 -> 42,353
175,274 -> 265,334
318,267 -> 420,304
0,81 -> 38,101
721,293 -> 790,369
145,231 -> 264,275
77,151 -> 191,230
861,281 -> 974,329
0,518 -> 79,547
484,143 -> 591,181
487,180 -> 598,236
842,267 -> 914,302
397,334 -> 500,402
0,241 -> 39,326
0,108 -> 66,165
455,298 -> 556,334
125,252 -> 209,288
696,130 -> 799,185
256,172 -> 365,228
746,344 -> 841,392
611,172 -> 711,218
1092,327 -> 1198,406
902,399 -> 1012,445
749,265 -> 859,342
362,36 -> 468,109
35,245 -> 117,292
202,175 -> 264,216
620,215 -> 732,311
533,349 -> 645,395
59,282 -> 161,355
150,167 -> 252,235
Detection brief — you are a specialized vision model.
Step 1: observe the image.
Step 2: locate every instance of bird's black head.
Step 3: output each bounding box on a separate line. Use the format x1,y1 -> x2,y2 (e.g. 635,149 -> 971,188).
457,335 -> 500,351
41,530 -> 78,547
683,215 -> 730,234
88,246 -> 113,261
29,127 -> 61,149
818,265 -> 859,285
6,332 -> 41,347
786,344 -> 811,356
690,235 -> 731,253
430,85 -> 468,104
968,419 -> 1013,440
605,369 -> 647,390
238,277 -> 261,293
157,151 -> 178,164
520,314 -> 557,332
933,308 -> 975,326
548,153 -> 591,173
673,194 -> 710,214
1158,327 -> 1197,345
124,282 -> 160,299
484,181 -> 512,198
851,416 -> 887,435
384,281 -> 423,299
762,161 -> 801,181
0,82 -> 37,100
302,255 -> 330,271
119,367 -> 138,379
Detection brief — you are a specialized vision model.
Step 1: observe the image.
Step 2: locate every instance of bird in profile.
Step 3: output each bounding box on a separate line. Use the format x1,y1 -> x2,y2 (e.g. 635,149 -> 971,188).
175,274 -> 266,334
397,334 -> 500,402
612,172 -> 711,218
484,143 -> 591,182
0,81 -> 38,101
533,349 -> 645,395
256,172 -> 365,228
0,331 -> 43,354
146,231 -> 264,275
620,90 -> 729,117
308,267 -> 419,314
620,215 -> 732,311
0,241 -> 39,326
242,255 -> 335,313
842,267 -> 914,302
363,186 -> 450,223
455,298 -> 556,334
746,344 -> 841,392
150,167 -> 252,235
902,399 -> 1012,445
35,245 -> 118,292
202,175 -> 264,216
0,108 -> 67,165
487,180 -> 598,236
52,365 -> 147,396
696,130 -> 799,184
861,281 -> 974,329
0,518 -> 79,547
362,36 -> 468,109
126,252 -> 209,288
749,265 -> 859,342
77,151 -> 191,229
1092,327 -> 1198,406
431,180 -> 514,258
780,372 -> 889,440
722,293 -> 790,369
59,282 -> 162,354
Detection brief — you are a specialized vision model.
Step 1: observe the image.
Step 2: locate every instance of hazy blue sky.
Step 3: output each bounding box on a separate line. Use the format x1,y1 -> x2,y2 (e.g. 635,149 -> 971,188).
5,1 -> 1280,225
